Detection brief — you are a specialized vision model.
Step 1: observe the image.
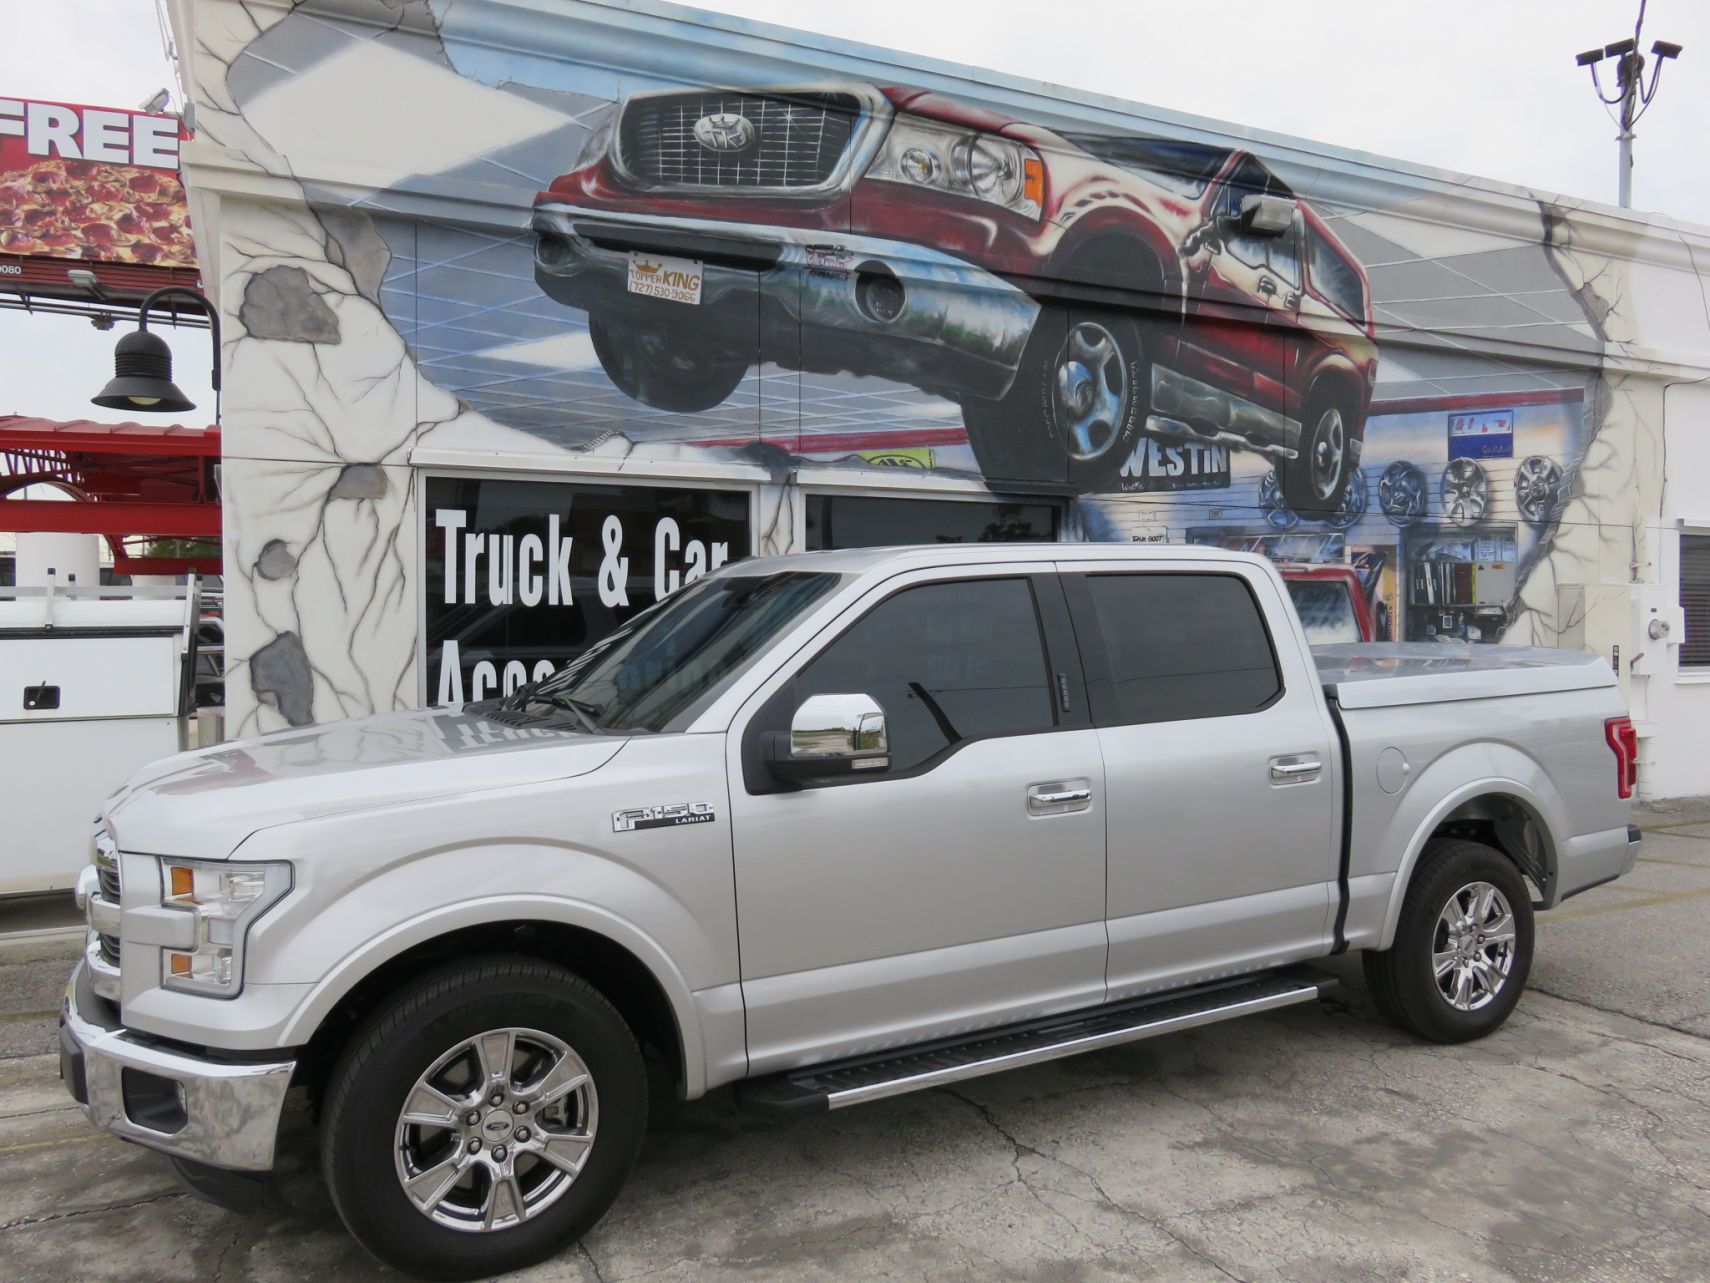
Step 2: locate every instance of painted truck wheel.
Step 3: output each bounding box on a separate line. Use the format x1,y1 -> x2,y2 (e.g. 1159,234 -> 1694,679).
1514,455 -> 1564,525
1378,461 -> 1428,527
589,315 -> 749,413
962,304 -> 1150,494
1282,387 -> 1361,517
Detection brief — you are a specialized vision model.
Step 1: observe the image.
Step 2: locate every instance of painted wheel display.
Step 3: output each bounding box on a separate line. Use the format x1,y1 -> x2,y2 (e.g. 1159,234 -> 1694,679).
1514,455 -> 1564,525
1377,461 -> 1428,527
1325,466 -> 1369,531
1259,468 -> 1299,531
1440,458 -> 1489,528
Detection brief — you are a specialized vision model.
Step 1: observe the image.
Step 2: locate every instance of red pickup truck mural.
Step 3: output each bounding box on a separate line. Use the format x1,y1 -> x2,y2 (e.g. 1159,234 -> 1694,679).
532,83 -> 1378,515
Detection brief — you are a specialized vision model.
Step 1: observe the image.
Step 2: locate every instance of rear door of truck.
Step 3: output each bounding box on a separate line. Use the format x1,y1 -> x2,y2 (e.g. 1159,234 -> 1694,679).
1059,557 -> 1342,999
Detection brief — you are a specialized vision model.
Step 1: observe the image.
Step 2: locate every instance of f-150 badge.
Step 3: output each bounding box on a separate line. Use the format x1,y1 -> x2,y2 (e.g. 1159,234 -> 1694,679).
612,802 -> 716,832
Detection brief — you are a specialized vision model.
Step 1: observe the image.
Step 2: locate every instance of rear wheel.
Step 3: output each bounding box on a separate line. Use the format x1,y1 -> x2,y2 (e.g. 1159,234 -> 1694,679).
1283,387 -> 1359,517
322,957 -> 646,1281
1363,839 -> 1534,1043
589,314 -> 748,412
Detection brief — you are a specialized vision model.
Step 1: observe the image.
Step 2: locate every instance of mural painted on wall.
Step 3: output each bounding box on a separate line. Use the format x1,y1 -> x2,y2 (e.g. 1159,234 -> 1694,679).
187,0 -> 1622,730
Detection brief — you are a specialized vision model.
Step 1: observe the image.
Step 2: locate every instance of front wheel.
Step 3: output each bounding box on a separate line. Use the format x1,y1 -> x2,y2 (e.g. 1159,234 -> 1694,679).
963,305 -> 1150,493
589,314 -> 749,412
321,958 -> 647,1281
1363,839 -> 1534,1044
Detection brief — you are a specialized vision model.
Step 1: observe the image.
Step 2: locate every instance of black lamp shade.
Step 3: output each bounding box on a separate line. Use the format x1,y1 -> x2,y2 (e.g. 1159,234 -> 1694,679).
92,328 -> 197,414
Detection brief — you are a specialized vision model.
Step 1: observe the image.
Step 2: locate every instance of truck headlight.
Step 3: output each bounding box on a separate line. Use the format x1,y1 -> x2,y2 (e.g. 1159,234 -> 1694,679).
866,115 -> 1043,219
158,859 -> 291,997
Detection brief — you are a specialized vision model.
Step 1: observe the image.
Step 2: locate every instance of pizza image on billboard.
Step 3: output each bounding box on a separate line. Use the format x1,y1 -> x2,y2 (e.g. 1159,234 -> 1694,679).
0,99 -> 194,270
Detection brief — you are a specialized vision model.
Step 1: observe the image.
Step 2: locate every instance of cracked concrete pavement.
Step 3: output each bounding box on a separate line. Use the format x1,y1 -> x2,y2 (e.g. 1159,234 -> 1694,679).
3,804 -> 1710,1282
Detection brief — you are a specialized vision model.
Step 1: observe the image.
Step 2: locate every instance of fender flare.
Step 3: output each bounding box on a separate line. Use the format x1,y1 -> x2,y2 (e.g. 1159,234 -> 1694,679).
1375,746 -> 1565,951
275,893 -> 710,1097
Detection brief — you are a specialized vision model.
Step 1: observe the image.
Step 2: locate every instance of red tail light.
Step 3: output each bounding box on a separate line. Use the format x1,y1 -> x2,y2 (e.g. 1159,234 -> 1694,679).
1605,716 -> 1638,799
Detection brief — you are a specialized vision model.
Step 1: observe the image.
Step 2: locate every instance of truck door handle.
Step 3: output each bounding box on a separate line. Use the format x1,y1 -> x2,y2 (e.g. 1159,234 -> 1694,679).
1028,781 -> 1092,815
1269,755 -> 1322,784
1256,275 -> 1277,297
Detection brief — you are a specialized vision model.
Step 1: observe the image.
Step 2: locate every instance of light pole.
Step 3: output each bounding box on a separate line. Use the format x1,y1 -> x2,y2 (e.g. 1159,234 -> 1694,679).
1575,1 -> 1683,209
91,286 -> 221,420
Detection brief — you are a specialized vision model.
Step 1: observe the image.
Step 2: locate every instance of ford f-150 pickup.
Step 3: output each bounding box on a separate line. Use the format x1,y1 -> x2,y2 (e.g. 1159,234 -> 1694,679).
61,544 -> 1639,1279
532,84 -> 1377,510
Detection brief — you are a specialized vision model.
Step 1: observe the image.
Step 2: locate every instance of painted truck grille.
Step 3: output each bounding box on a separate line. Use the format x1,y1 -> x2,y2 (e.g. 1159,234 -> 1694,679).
617,92 -> 860,190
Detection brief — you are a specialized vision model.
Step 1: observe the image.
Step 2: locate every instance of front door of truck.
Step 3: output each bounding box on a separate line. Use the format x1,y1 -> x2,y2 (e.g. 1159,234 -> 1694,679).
1180,155 -> 1298,416
1060,560 -> 1339,999
725,568 -> 1107,1074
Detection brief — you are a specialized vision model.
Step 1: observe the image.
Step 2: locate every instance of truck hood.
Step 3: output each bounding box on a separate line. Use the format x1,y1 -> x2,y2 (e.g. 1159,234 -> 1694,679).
106,707 -> 626,861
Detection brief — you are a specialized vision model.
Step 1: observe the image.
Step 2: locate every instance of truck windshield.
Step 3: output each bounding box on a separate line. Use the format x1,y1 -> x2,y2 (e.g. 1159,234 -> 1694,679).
1289,580 -> 1362,645
503,570 -> 843,733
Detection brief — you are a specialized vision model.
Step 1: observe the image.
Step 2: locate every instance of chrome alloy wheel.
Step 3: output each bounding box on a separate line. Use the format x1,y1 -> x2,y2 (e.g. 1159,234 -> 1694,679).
393,1027 -> 598,1233
1433,882 -> 1518,1012
1052,321 -> 1130,462
1307,406 -> 1346,502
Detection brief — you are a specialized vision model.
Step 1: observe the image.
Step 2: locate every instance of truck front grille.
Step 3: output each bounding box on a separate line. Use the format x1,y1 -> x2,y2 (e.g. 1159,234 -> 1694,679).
617,91 -> 860,191
93,832 -> 121,966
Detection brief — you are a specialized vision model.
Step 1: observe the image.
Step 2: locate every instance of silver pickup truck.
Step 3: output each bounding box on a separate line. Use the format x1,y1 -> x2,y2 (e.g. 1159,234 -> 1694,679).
60,544 -> 1640,1279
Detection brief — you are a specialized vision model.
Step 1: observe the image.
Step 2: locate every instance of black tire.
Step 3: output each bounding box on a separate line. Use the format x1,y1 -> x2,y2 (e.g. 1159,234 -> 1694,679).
1363,839 -> 1534,1044
589,314 -> 748,412
321,957 -> 647,1281
1283,385 -> 1360,518
962,304 -> 1150,493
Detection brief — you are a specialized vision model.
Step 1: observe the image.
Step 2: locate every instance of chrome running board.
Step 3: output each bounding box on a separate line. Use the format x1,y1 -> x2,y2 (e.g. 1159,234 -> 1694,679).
736,968 -> 1335,1115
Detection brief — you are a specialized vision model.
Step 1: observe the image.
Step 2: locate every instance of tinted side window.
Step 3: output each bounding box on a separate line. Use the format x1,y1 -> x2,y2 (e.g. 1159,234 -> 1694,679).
1307,224 -> 1367,321
787,578 -> 1055,773
1084,574 -> 1281,725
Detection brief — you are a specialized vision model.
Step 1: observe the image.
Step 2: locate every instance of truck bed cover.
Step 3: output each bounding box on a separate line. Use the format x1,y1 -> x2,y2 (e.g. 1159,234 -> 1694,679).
1314,642 -> 1615,710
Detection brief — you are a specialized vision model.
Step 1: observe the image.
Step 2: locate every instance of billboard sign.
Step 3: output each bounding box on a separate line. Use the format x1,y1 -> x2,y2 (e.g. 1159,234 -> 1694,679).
1447,409 -> 1515,460
423,475 -> 751,706
0,97 -> 196,297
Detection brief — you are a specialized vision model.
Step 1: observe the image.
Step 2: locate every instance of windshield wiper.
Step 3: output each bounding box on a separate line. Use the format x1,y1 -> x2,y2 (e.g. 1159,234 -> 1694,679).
523,692 -> 604,735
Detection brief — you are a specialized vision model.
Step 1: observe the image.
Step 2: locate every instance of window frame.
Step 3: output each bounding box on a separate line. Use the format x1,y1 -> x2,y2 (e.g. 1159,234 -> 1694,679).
740,569 -> 1088,794
1061,569 -> 1287,729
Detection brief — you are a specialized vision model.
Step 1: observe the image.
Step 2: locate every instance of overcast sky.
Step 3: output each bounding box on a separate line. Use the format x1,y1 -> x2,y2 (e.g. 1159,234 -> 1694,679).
5,0 -> 1709,427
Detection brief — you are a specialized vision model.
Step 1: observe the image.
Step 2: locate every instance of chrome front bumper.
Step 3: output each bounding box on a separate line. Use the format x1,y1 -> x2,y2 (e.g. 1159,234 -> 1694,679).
531,203 -> 1040,398
59,962 -> 295,1172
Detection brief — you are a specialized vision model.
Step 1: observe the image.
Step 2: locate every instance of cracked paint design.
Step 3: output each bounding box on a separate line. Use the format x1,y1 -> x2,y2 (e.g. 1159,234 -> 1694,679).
176,0 -> 1710,734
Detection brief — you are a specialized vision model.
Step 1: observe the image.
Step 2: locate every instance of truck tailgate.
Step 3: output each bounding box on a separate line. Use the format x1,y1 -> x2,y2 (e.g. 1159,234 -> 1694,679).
1313,642 -> 1615,709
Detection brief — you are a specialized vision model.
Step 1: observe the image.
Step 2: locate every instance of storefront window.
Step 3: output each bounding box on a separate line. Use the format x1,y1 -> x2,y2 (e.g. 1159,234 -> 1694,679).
804,493 -> 1059,550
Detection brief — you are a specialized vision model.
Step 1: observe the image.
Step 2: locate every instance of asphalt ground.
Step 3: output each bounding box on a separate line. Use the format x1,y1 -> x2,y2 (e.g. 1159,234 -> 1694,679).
3,803 -> 1708,1282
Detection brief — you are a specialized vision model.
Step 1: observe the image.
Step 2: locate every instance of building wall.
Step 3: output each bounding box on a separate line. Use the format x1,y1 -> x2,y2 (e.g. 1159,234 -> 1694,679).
170,0 -> 1710,795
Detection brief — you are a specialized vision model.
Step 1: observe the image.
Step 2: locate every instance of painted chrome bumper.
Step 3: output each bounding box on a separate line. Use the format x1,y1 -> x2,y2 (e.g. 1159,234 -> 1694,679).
531,203 -> 1040,398
59,962 -> 295,1173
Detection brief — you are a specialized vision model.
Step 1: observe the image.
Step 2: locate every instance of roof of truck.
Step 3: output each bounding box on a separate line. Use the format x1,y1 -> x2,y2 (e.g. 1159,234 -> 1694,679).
734,543 -> 1272,576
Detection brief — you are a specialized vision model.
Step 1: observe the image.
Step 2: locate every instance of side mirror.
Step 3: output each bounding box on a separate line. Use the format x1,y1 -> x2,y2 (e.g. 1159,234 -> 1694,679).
1236,193 -> 1295,237
768,692 -> 889,782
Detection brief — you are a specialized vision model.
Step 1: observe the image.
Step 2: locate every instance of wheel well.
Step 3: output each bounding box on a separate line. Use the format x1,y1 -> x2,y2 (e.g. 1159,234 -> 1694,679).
1303,363 -> 1367,429
294,921 -> 684,1111
1427,795 -> 1553,897
1046,232 -> 1170,318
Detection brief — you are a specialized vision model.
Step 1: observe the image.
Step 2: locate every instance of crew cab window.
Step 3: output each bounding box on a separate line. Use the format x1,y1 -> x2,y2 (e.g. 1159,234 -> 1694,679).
1082,573 -> 1282,724
786,577 -> 1055,773
1307,224 -> 1367,321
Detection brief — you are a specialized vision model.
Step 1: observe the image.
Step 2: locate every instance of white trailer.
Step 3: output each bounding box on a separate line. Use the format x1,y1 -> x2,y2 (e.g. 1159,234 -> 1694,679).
1,578 -> 204,895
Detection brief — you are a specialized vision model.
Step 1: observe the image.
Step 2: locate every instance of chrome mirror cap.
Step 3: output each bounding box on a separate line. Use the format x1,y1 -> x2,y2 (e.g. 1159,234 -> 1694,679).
790,693 -> 889,769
